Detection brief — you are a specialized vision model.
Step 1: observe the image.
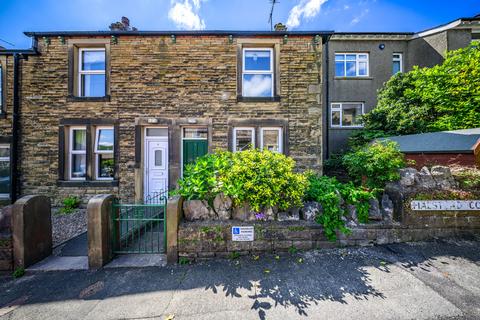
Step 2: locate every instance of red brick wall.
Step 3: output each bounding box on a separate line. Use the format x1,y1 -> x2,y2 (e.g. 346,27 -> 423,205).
406,153 -> 477,169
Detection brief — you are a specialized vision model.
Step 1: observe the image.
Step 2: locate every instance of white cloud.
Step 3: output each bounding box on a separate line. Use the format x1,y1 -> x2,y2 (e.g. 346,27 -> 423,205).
350,8 -> 369,25
168,0 -> 206,30
243,75 -> 273,97
286,0 -> 328,29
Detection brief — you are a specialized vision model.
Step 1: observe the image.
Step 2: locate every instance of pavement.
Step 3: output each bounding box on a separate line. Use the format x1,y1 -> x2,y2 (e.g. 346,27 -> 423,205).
1,239 -> 480,320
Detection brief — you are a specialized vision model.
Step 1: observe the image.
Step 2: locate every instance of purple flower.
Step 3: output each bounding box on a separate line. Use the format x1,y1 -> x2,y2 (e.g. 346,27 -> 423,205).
255,213 -> 266,220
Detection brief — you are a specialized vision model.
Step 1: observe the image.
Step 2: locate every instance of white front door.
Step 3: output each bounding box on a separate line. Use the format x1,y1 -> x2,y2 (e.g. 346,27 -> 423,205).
144,139 -> 168,200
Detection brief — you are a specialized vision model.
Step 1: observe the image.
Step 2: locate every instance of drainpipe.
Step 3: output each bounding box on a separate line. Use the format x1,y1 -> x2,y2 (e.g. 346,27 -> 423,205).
324,35 -> 331,160
11,53 -> 22,203
11,39 -> 38,203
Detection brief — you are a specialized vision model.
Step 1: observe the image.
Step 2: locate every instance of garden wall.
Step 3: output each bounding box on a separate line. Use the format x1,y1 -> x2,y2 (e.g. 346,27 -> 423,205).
178,218 -> 480,261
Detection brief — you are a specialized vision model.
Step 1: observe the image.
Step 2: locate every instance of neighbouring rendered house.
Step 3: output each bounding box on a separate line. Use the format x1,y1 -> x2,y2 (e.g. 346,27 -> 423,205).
0,15 -> 479,205
326,15 -> 480,154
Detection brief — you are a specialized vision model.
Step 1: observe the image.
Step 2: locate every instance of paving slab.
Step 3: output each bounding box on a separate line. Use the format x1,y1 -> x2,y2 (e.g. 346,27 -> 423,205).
27,256 -> 88,271
104,254 -> 167,268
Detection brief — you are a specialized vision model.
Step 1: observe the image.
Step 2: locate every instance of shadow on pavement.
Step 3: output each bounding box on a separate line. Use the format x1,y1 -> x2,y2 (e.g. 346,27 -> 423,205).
0,238 -> 479,319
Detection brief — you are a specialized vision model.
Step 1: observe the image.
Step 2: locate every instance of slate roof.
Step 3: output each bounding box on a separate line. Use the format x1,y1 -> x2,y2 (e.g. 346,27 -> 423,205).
381,128 -> 480,153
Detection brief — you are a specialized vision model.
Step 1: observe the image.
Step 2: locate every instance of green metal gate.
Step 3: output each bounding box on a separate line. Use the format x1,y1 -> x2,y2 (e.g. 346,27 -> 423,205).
111,192 -> 167,254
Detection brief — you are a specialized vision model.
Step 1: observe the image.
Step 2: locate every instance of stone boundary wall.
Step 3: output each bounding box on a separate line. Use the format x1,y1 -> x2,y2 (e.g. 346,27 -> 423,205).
178,218 -> 480,261
0,206 -> 13,271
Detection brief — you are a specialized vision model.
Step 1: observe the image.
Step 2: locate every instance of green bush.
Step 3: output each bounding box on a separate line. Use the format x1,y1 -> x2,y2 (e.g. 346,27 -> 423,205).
304,174 -> 376,240
60,196 -> 81,214
342,140 -> 406,189
177,151 -> 233,203
176,149 -> 307,212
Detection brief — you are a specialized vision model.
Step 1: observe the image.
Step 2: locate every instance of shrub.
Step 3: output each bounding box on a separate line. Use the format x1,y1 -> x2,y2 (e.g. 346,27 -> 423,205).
305,174 -> 376,240
342,140 -> 406,189
222,149 -> 307,211
177,151 -> 233,203
176,149 -> 307,212
60,196 -> 81,214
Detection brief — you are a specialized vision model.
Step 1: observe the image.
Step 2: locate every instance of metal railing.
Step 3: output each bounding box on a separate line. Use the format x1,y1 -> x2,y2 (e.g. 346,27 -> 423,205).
111,191 -> 168,254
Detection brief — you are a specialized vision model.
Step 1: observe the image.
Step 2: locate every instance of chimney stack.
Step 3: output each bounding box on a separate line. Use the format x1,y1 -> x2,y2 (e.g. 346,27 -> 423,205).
274,23 -> 287,32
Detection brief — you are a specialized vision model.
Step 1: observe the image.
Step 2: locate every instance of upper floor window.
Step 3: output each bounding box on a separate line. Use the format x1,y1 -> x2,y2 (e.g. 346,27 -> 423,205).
393,53 -> 403,74
78,48 -> 106,97
242,48 -> 274,97
335,53 -> 369,77
331,103 -> 364,128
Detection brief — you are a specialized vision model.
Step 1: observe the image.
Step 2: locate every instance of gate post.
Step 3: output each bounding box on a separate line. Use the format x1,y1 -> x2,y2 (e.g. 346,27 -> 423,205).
166,195 -> 183,264
87,194 -> 115,269
12,195 -> 52,268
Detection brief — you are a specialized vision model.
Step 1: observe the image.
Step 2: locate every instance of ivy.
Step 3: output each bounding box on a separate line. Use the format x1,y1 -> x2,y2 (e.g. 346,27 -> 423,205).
304,174 -> 377,241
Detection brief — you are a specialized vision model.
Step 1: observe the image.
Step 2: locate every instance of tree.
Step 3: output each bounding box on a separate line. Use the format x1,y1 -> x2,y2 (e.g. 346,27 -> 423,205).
350,41 -> 480,148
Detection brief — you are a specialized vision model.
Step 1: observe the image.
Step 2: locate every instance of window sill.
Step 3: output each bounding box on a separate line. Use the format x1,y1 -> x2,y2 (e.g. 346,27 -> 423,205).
237,96 -> 281,103
330,126 -> 364,130
57,180 -> 119,187
67,95 -> 111,102
334,77 -> 373,80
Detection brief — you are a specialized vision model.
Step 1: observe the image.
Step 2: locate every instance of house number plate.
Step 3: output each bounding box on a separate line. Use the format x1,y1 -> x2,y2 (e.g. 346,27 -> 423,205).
411,200 -> 480,211
232,226 -> 254,241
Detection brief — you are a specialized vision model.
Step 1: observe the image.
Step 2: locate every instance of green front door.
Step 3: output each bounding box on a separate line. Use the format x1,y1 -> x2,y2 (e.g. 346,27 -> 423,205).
183,139 -> 208,171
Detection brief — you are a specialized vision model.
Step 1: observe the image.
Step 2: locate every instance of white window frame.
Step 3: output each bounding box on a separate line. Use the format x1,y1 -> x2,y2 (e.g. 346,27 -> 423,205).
393,53 -> 403,74
330,103 -> 364,128
233,127 -> 255,152
335,53 -> 369,77
242,48 -> 274,97
260,127 -> 283,153
0,144 -> 9,199
94,126 -> 114,180
69,126 -> 87,181
78,48 -> 106,97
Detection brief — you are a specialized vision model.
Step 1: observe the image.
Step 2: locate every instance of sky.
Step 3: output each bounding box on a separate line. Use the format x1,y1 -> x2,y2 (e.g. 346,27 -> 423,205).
0,0 -> 478,49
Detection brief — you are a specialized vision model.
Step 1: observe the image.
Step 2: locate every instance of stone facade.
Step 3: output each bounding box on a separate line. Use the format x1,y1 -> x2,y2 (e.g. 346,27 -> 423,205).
0,34 -> 324,205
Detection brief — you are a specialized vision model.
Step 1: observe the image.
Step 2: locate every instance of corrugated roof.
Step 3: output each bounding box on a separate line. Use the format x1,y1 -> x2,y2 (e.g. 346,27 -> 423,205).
381,128 -> 480,153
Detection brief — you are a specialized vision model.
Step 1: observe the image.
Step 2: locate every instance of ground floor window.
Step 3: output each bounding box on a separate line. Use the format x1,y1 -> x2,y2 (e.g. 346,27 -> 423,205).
232,126 -> 284,153
330,103 -> 364,128
260,127 -> 282,153
233,127 -> 255,151
94,127 -> 114,180
0,144 -> 10,199
69,127 -> 87,180
61,121 -> 117,183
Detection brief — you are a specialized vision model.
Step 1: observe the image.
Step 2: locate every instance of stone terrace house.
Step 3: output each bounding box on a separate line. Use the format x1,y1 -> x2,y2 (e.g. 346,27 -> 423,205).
0,30 -> 331,205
